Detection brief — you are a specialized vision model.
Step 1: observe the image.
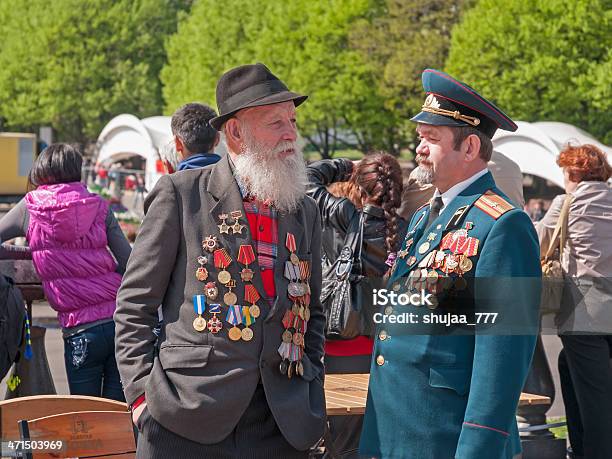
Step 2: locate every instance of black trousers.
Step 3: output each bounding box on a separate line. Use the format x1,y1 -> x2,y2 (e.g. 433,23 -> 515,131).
324,353 -> 372,459
135,384 -> 308,459
558,334 -> 612,459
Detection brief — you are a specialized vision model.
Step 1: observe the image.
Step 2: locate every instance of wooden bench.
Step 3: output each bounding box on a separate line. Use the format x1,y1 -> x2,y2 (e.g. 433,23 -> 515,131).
0,395 -> 128,441
324,373 -> 551,416
18,410 -> 136,459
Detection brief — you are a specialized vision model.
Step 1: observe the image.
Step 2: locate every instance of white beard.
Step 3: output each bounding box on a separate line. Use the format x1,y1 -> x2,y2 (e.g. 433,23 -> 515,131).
233,135 -> 307,214
412,165 -> 434,185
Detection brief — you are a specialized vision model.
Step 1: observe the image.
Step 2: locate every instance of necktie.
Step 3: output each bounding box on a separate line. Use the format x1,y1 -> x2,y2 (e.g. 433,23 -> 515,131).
426,196 -> 444,229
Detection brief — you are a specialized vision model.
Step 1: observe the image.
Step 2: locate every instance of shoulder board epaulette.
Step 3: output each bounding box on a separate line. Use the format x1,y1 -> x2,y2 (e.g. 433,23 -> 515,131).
474,190 -> 515,220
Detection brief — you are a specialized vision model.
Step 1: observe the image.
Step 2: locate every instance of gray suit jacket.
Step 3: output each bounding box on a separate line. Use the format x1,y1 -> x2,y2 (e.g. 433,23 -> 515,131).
536,181 -> 612,333
114,155 -> 326,450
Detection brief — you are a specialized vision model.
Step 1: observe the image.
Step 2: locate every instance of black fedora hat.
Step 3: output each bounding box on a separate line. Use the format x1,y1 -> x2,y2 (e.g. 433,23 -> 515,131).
210,63 -> 308,131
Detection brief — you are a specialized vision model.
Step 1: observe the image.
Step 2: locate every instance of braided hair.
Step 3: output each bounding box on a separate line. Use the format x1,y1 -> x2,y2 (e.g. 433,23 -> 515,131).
352,152 -> 403,254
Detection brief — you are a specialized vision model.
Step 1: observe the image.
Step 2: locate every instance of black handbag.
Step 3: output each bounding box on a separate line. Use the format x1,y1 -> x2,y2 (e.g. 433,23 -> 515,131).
321,211 -> 366,340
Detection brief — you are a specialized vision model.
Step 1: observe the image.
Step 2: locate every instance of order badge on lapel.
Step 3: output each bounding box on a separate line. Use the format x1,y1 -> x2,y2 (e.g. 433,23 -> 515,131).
204,281 -> 219,301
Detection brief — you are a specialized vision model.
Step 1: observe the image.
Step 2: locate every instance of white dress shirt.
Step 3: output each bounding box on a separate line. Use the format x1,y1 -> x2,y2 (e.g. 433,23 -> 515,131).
433,168 -> 488,214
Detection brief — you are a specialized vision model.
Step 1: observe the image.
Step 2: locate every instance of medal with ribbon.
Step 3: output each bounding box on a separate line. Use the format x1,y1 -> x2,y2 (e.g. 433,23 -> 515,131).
241,305 -> 255,341
192,295 -> 207,332
226,304 -> 243,341
286,233 -> 299,265
238,244 -> 256,282
224,279 -> 238,306
244,284 -> 261,318
298,260 -> 311,293
207,303 -> 223,334
285,261 -> 305,297
214,248 -> 233,285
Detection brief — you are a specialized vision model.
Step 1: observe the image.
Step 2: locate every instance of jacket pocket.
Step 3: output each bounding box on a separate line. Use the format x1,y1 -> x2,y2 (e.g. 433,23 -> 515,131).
429,366 -> 471,396
158,344 -> 212,370
299,353 -> 322,382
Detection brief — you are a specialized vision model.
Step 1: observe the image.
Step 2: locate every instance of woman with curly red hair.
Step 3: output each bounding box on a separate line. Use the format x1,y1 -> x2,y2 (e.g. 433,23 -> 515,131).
536,143 -> 612,459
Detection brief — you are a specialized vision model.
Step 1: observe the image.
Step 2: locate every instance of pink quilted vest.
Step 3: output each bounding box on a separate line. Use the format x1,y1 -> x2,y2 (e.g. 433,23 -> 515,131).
25,182 -> 121,328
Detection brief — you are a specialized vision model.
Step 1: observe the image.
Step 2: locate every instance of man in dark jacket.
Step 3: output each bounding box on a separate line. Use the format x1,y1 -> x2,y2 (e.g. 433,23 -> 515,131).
115,64 -> 326,458
163,103 -> 222,173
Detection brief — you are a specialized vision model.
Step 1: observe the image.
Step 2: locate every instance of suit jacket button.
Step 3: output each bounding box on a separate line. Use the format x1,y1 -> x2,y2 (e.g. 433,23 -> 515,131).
384,306 -> 393,315
376,355 -> 385,366
379,330 -> 388,341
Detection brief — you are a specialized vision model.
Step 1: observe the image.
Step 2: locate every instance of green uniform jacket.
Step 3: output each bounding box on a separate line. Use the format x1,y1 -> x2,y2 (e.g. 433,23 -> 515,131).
359,172 -> 541,459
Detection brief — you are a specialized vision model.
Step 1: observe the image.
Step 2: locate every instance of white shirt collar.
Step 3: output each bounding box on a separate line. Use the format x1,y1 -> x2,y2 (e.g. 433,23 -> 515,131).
433,168 -> 488,212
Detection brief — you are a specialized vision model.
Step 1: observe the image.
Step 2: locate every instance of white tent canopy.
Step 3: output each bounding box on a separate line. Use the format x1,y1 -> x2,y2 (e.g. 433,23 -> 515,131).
96,114 -> 172,190
493,121 -> 612,188
96,115 -> 611,191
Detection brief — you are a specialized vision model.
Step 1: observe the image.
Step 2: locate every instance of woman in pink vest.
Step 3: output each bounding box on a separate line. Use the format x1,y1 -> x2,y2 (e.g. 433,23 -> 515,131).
0,144 -> 131,401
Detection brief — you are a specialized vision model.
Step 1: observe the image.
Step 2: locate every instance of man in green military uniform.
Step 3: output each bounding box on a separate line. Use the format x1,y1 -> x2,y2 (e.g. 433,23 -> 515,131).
359,69 -> 541,459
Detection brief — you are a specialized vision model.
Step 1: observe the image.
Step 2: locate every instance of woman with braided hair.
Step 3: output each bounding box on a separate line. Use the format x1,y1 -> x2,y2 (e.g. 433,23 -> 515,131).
306,152 -> 406,459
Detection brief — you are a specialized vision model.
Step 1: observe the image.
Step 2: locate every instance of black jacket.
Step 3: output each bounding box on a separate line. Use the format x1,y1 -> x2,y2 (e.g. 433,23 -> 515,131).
306,159 -> 407,336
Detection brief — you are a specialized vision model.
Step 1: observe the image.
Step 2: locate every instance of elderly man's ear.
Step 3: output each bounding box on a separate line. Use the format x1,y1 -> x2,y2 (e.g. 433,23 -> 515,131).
223,119 -> 243,154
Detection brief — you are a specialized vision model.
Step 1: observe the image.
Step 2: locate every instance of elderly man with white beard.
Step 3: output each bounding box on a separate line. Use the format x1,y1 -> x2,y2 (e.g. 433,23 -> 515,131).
114,63 -> 326,458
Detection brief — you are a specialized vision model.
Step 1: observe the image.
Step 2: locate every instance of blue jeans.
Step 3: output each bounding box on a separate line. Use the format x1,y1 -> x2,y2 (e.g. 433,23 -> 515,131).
63,321 -> 125,402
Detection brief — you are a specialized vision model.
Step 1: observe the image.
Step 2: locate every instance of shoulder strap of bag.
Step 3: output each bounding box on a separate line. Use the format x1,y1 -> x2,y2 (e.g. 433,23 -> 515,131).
351,211 -> 366,276
544,194 -> 574,261
335,210 -> 365,277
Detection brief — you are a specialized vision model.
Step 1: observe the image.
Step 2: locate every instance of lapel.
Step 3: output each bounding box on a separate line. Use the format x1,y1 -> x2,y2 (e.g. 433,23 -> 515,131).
409,172 -> 496,269
206,156 -> 268,311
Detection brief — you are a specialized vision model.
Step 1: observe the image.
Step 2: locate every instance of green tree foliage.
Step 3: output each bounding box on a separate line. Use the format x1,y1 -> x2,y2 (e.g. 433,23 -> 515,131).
162,0 -> 397,158
446,0 -> 612,144
350,0 -> 470,143
0,0 -> 190,143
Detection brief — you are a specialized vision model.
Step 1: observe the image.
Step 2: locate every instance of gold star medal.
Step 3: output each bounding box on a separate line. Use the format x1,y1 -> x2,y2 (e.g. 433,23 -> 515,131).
218,213 -> 230,234
230,210 -> 245,235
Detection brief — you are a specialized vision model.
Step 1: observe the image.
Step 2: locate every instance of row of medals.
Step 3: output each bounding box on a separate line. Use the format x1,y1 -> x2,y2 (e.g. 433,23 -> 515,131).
394,229 -> 478,309
192,210 -> 259,342
191,210 -> 313,380
279,246 -> 311,379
